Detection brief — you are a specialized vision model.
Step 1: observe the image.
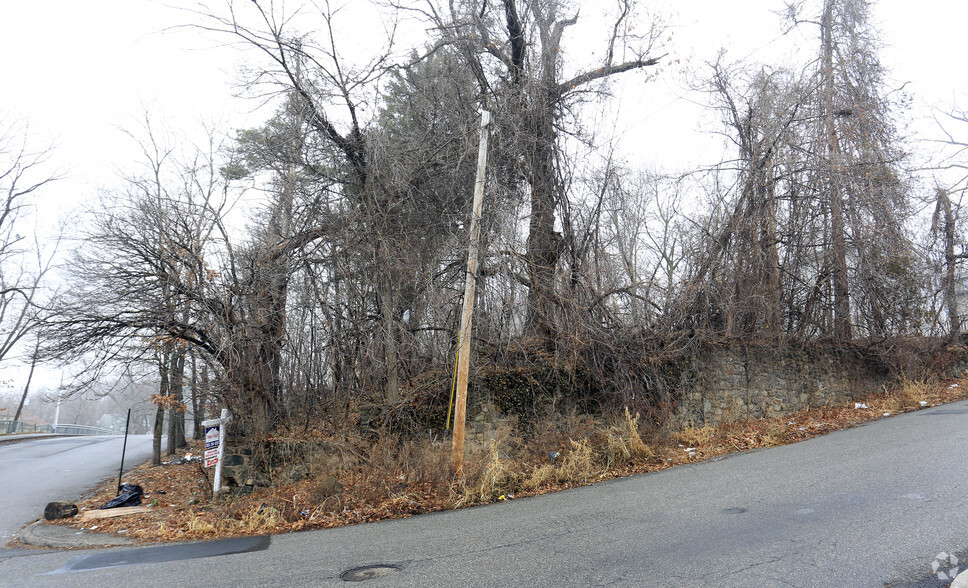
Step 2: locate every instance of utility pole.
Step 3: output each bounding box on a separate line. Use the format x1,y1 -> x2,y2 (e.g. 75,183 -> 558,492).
452,110 -> 491,477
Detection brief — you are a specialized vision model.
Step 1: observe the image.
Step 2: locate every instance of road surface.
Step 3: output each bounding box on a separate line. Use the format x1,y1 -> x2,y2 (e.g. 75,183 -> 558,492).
0,435 -> 154,544
0,401 -> 966,587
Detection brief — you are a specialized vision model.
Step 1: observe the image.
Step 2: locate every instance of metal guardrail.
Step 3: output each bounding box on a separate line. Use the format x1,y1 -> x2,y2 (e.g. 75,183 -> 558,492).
0,421 -> 119,436
52,424 -> 120,436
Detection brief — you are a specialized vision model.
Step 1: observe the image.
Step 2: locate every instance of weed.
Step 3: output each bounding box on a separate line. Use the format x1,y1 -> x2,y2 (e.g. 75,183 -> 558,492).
523,464 -> 556,490
606,409 -> 655,467
457,442 -> 518,507
186,513 -> 216,535
674,422 -> 716,447
895,377 -> 931,407
239,504 -> 281,532
758,420 -> 791,447
556,438 -> 595,483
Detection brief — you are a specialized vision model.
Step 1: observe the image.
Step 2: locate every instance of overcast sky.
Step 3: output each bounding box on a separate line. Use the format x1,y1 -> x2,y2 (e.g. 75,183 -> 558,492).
0,0 -> 966,391
2,1 -> 966,203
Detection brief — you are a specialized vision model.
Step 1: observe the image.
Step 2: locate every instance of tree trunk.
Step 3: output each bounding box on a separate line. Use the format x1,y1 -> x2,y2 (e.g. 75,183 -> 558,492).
12,340 -> 39,425
939,190 -> 961,341
167,348 -> 186,453
524,94 -> 562,341
821,0 -> 852,341
152,348 -> 170,466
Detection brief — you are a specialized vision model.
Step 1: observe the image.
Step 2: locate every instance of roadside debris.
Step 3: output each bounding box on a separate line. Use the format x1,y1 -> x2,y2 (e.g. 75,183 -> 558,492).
81,506 -> 153,521
44,501 -> 78,520
168,453 -> 203,465
99,483 -> 144,509
854,403 -> 868,409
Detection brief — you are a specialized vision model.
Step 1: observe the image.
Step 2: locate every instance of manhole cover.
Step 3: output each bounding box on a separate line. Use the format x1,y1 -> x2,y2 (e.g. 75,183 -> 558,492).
341,565 -> 401,582
722,507 -> 747,514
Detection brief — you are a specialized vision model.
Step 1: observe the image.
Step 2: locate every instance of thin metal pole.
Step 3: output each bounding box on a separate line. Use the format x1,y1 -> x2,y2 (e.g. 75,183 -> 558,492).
452,110 -> 491,477
116,408 -> 131,495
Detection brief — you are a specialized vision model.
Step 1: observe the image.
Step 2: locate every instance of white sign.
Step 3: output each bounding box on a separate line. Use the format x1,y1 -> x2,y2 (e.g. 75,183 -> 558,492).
201,409 -> 231,497
204,425 -> 220,467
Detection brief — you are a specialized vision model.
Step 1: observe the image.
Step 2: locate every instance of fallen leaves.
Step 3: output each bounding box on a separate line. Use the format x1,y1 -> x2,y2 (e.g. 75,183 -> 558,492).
38,374 -> 968,545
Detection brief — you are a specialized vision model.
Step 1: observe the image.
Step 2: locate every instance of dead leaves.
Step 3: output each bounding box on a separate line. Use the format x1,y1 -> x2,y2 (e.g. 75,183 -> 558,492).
47,376 -> 968,544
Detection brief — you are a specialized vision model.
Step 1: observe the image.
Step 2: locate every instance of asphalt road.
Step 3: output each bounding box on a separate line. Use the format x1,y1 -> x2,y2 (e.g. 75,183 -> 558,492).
0,401 -> 966,587
0,434 -> 154,544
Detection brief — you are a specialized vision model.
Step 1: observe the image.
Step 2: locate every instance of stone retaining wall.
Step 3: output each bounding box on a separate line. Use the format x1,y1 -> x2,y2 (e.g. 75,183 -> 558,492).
676,345 -> 889,425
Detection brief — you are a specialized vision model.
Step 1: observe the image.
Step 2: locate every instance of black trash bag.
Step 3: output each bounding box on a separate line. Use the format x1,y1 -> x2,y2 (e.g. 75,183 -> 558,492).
99,483 -> 144,509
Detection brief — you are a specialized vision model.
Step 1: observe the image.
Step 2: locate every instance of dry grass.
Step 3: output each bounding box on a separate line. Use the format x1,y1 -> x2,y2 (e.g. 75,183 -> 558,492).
455,442 -> 517,507
186,513 -> 215,535
606,409 -> 655,467
523,464 -> 556,490
673,422 -> 716,447
29,373 -> 968,547
555,438 -> 595,482
885,377 -> 931,411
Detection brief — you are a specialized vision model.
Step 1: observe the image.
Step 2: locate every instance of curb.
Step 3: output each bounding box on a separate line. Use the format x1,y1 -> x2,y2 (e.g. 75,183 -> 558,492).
19,521 -> 139,549
0,434 -> 70,445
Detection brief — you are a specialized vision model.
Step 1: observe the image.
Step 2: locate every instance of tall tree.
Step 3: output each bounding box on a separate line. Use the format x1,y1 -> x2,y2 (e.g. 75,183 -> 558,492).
425,0 -> 664,341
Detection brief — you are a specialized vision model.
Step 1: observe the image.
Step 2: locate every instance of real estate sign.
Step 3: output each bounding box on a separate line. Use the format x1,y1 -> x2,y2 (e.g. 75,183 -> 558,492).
204,424 -> 220,467
201,409 -> 231,496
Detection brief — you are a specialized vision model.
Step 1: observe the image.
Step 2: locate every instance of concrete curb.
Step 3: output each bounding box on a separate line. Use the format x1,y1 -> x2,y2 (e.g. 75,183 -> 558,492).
952,570 -> 968,588
19,521 -> 139,549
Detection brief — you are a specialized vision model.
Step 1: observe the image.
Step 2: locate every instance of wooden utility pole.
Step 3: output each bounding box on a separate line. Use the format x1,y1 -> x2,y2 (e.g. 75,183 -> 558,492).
452,110 -> 492,477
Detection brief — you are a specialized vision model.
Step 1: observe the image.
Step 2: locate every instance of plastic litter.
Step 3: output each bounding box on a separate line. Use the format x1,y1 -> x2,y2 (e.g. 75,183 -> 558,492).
170,454 -> 202,465
99,483 -> 144,509
854,403 -> 868,409
920,401 -> 929,407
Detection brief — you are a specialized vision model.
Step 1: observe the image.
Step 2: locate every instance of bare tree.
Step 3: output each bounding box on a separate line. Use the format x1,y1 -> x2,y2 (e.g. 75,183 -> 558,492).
43,118 -> 238,462
414,0 -> 665,342
0,119 -> 59,367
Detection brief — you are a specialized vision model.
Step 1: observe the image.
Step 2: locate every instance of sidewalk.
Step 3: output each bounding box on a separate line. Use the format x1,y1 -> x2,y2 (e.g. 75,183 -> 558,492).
18,520 -> 140,549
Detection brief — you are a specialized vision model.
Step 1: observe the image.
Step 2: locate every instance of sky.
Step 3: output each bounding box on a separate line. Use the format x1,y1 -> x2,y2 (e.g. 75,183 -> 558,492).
0,0 -> 967,393
2,1 -> 966,198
